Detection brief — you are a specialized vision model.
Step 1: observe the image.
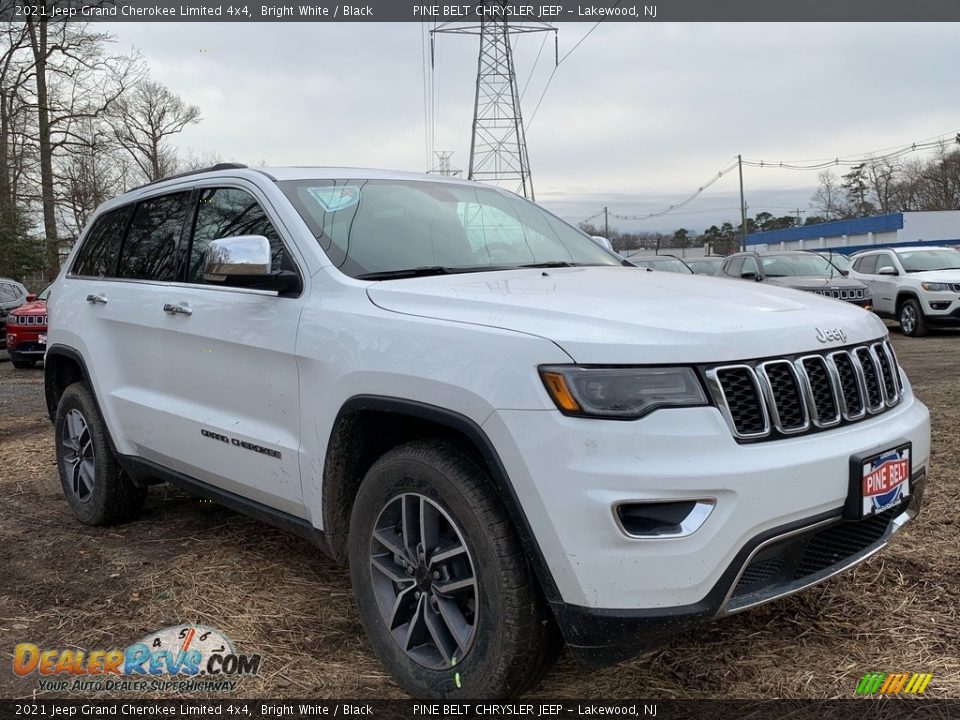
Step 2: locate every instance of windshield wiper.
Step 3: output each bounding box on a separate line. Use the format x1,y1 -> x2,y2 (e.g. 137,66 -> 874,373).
513,261 -> 586,269
356,266 -> 459,280
356,265 -> 514,281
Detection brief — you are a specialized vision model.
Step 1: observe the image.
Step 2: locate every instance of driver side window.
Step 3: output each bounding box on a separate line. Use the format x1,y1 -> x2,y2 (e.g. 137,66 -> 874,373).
188,188 -> 292,284
741,257 -> 759,277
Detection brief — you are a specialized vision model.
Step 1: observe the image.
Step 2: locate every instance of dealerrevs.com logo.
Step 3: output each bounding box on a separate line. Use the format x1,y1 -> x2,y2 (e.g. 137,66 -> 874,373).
13,625 -> 261,693
856,672 -> 933,695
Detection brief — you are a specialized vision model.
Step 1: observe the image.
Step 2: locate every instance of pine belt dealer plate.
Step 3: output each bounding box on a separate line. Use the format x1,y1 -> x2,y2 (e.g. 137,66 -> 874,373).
846,441 -> 911,520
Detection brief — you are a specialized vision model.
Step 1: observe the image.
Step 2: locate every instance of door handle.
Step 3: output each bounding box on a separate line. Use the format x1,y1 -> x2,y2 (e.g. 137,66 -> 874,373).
86,294 -> 108,305
163,302 -> 193,317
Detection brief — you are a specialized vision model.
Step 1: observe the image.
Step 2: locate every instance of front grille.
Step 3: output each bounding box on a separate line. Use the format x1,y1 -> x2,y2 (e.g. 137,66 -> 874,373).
16,314 -> 46,326
729,505 -> 901,603
950,283 -> 960,293
811,288 -> 867,301
707,339 -> 902,441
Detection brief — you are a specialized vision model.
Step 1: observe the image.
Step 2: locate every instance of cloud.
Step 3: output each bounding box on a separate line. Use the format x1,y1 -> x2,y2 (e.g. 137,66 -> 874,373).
110,22 -> 960,230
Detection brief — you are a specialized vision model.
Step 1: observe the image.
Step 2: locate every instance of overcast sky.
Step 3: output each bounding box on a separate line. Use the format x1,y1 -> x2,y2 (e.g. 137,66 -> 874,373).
109,22 -> 960,232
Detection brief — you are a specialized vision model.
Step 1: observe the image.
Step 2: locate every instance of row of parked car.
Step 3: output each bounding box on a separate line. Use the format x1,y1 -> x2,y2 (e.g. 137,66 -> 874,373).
623,245 -> 960,337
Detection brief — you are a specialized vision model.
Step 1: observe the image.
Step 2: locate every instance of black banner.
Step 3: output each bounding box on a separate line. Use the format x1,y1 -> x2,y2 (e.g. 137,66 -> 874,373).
3,700 -> 960,720
4,0 -> 960,22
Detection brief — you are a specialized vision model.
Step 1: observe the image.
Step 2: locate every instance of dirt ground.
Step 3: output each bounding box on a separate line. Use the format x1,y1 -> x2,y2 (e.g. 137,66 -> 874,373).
1,325 -> 958,700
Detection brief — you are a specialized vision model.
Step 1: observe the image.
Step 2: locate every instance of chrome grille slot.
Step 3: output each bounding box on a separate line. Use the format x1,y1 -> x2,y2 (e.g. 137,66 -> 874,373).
797,356 -> 841,427
707,340 -> 902,442
854,347 -> 884,413
708,365 -> 769,439
757,361 -> 808,433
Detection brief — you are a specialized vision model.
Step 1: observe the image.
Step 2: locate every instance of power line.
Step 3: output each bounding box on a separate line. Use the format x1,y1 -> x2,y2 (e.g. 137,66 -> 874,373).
526,7 -> 618,131
742,131 -> 960,171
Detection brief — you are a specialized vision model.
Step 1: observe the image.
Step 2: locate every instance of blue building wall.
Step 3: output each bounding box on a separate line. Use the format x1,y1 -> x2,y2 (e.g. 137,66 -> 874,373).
745,213 -> 904,247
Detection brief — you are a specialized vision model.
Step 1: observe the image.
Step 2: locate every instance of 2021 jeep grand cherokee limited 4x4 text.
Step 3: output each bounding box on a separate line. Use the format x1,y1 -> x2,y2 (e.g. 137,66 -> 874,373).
45,165 -> 930,698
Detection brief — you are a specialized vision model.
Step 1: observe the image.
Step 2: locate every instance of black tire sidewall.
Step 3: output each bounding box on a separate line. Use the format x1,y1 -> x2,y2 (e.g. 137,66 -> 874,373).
900,299 -> 926,337
54,384 -> 136,525
348,447 -> 530,698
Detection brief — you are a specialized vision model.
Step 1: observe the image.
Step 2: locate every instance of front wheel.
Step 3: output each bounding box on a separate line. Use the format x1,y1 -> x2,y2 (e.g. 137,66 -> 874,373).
348,440 -> 558,698
898,298 -> 928,337
55,383 -> 147,525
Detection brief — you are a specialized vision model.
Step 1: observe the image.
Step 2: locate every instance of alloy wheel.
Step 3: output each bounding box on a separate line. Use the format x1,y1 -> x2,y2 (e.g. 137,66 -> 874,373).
900,304 -> 916,334
62,409 -> 95,503
368,493 -> 478,669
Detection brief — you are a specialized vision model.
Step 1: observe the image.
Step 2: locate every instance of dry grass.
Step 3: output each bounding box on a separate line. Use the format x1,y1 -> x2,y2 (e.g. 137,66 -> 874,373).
0,327 -> 957,700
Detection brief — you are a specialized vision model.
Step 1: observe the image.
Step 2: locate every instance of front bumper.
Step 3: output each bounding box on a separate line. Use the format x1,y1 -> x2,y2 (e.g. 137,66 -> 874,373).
482,392 -> 930,665
554,475 -> 924,667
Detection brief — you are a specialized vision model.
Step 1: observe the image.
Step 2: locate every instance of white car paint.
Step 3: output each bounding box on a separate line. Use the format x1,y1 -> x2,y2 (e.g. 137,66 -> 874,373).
48,166 -> 931,619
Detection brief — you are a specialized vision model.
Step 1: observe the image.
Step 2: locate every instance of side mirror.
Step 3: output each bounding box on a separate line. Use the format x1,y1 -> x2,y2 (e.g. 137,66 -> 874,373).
741,271 -> 759,280
202,235 -> 299,293
877,266 -> 898,276
25,294 -> 36,302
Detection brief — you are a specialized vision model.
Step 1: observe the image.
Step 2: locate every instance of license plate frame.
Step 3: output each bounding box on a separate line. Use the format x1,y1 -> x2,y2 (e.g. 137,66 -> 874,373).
846,441 -> 911,520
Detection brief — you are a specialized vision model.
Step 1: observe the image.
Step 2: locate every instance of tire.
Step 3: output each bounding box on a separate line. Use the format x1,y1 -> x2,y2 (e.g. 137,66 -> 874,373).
348,439 -> 559,699
11,360 -> 36,369
898,298 -> 928,337
54,382 -> 147,525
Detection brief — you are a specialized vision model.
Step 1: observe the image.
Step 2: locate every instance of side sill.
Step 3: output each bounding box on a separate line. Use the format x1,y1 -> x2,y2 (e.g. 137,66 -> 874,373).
118,454 -> 330,556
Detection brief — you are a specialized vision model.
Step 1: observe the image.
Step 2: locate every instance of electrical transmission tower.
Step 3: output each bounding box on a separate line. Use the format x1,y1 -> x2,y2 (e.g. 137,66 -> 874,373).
432,4 -> 556,200
430,150 -> 461,176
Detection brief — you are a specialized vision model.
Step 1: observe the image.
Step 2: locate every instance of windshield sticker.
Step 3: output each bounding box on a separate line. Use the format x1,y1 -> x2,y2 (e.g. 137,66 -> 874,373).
307,186 -> 361,212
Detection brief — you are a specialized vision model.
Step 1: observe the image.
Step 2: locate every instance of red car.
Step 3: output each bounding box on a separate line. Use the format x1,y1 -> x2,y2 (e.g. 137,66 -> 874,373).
5,285 -> 48,368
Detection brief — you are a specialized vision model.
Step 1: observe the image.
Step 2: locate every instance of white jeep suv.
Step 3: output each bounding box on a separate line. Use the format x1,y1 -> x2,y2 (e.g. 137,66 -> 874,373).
45,165 -> 930,698
849,245 -> 960,336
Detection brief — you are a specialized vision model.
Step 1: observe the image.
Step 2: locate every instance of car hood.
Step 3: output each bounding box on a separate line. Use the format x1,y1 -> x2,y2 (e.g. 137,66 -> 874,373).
366,267 -> 888,364
763,276 -> 867,290
10,299 -> 46,316
908,270 -> 960,283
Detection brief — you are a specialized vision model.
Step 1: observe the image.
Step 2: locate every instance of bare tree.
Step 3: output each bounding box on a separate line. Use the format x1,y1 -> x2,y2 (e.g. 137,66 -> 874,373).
865,158 -> 899,214
112,79 -> 200,183
811,170 -> 844,220
24,10 -> 139,279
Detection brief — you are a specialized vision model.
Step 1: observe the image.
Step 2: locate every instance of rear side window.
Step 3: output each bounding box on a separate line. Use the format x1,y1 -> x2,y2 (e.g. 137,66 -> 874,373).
854,254 -> 878,274
117,193 -> 189,281
72,207 -> 130,278
188,188 -> 290,283
724,257 -> 744,277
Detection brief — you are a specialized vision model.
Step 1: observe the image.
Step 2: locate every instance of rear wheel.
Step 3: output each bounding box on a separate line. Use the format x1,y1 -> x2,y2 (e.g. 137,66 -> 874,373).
898,298 -> 928,337
348,439 -> 558,698
55,383 -> 147,525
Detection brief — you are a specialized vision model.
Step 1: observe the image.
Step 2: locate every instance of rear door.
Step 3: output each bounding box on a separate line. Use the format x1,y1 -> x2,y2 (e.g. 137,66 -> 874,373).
69,192 -> 191,458
150,183 -> 306,517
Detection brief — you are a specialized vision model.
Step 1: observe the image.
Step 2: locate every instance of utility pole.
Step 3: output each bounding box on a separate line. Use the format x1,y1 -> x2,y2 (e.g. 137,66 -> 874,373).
432,4 -> 556,200
603,206 -> 609,238
738,154 -> 747,252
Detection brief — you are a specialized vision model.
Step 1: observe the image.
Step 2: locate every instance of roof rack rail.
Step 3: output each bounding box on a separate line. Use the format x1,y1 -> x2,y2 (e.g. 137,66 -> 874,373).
132,163 -> 249,191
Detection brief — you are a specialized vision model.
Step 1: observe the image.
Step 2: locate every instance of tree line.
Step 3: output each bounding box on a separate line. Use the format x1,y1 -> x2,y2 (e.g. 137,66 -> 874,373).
585,139 -> 960,257
0,7 -> 216,286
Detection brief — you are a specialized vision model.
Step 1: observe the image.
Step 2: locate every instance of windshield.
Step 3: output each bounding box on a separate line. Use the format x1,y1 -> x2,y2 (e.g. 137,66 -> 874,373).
760,254 -> 839,278
897,248 -> 960,272
632,258 -> 693,274
687,258 -> 723,274
278,179 -> 621,278
815,253 -> 850,272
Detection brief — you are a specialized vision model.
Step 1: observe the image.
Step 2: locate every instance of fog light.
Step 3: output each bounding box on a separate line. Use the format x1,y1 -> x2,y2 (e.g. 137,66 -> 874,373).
614,499 -> 714,538
929,301 -> 950,310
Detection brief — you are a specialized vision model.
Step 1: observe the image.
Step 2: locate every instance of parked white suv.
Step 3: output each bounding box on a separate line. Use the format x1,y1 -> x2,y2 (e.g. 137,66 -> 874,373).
849,246 -> 960,336
46,165 -> 930,698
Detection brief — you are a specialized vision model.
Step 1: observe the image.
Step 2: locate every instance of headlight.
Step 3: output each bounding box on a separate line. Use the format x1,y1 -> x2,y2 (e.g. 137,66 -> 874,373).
539,366 -> 708,419
921,282 -> 951,291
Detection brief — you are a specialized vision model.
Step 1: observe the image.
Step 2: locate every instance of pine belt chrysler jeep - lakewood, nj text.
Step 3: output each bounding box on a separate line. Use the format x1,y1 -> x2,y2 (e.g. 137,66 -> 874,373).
45,165 -> 930,698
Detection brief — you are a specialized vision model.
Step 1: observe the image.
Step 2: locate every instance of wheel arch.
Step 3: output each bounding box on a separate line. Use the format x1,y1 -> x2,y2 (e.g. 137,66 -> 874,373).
322,395 -> 561,603
895,290 -> 922,314
44,345 -> 92,424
